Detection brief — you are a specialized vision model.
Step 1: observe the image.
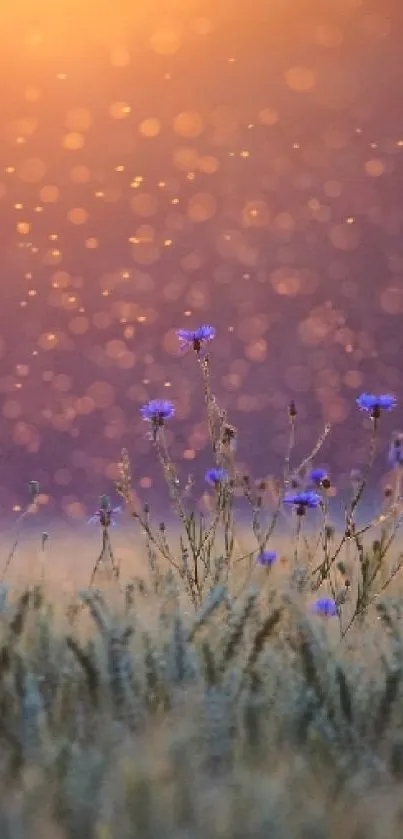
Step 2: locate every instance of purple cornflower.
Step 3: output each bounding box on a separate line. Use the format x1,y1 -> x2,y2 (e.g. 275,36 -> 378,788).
309,468 -> 329,487
356,393 -> 397,420
309,469 -> 331,492
140,399 -> 175,427
257,550 -> 277,567
388,433 -> 403,469
283,490 -> 322,516
312,597 -> 338,617
88,496 -> 121,528
205,468 -> 228,486
176,324 -> 216,353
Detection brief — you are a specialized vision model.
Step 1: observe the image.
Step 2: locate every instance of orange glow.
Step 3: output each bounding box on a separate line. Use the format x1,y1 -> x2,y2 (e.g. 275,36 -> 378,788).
0,1 -> 190,57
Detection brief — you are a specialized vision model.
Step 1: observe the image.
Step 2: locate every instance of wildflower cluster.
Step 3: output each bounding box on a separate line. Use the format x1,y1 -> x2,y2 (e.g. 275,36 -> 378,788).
108,326 -> 403,632
3,328 -> 403,839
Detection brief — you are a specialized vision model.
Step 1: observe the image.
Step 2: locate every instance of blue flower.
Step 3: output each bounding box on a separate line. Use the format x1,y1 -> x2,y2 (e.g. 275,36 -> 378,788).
388,433 -> 403,468
176,324 -> 216,353
205,468 -> 228,485
309,468 -> 329,486
312,597 -> 338,617
283,490 -> 322,510
140,399 -> 175,425
356,393 -> 397,414
88,503 -> 122,528
257,550 -> 277,567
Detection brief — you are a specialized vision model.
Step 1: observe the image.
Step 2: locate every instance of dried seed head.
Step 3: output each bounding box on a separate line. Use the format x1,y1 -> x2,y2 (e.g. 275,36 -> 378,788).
288,400 -> 297,420
99,494 -> 110,510
28,480 -> 40,502
222,423 -> 237,443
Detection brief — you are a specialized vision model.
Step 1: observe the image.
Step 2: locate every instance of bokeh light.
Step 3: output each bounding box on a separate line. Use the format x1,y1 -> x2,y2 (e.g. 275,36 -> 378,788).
0,0 -> 401,515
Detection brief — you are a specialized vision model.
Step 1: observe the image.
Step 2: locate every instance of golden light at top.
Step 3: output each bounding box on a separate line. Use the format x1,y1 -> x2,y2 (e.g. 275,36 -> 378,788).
0,0 -> 214,58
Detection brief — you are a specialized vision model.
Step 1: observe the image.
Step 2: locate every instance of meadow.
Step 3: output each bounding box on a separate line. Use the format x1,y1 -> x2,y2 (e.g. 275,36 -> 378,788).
1,326 -> 403,838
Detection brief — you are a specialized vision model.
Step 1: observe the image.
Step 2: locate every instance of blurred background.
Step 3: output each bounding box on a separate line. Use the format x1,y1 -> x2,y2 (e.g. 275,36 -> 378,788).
0,0 -> 402,521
